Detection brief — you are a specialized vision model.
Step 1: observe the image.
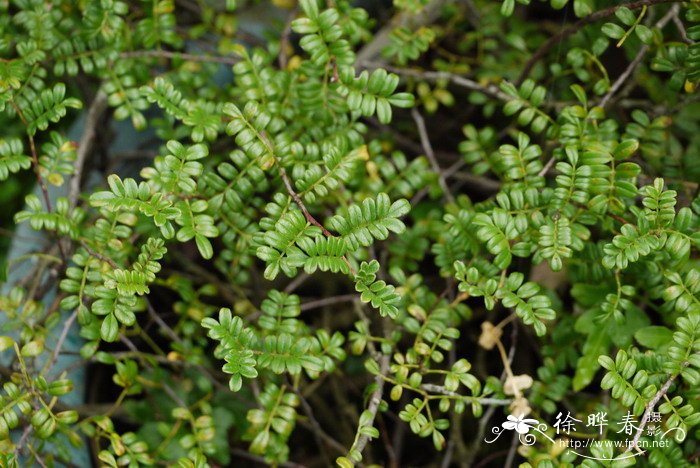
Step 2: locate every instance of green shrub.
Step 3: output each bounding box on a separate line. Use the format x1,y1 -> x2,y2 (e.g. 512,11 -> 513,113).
0,0 -> 699,466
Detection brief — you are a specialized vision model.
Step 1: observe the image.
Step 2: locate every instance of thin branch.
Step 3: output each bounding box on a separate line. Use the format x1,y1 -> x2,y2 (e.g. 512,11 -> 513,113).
231,448 -> 307,468
80,240 -> 119,268
411,108 -> 455,204
599,47 -> 648,109
120,335 -> 189,408
625,374 -> 676,452
537,156 -> 557,177
9,99 -> 67,263
277,162 -> 357,276
145,298 -> 181,344
443,159 -> 501,193
278,7 -> 297,69
504,430 -> 519,468
300,293 -> 358,311
463,0 -> 482,29
516,0 -> 680,85
14,424 -> 34,461
419,384 -> 511,405
12,96 -> 54,216
69,90 -> 108,210
361,61 -> 511,101
42,308 -> 79,377
294,387 -> 348,456
120,49 -> 240,65
356,0 -> 448,63
27,134 -> 53,216
284,272 -> 310,293
353,354 -> 391,458
364,117 -> 501,195
346,303 -> 393,464
672,8 -> 691,43
599,4 -> 679,108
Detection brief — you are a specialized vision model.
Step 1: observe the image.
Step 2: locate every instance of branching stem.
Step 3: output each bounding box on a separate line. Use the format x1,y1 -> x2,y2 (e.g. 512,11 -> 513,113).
625,374 -> 676,452
517,0 -> 680,85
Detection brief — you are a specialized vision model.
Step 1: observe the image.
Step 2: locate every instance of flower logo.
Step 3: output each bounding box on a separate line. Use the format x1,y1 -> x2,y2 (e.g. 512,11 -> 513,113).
502,414 -> 539,434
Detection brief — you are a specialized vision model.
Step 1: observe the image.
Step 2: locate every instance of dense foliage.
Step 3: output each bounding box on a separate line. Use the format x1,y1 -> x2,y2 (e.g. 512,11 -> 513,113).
0,0 -> 699,466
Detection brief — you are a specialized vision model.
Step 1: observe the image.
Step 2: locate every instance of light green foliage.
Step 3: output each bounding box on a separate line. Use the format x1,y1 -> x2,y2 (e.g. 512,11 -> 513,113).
602,6 -> 654,47
501,80 -> 553,134
338,67 -> 415,124
14,83 -> 82,136
202,307 -> 330,392
599,350 -> 656,416
327,193 -> 410,250
354,260 -> 401,318
256,209 -> 322,279
293,0 -> 355,68
244,383 -> 299,462
495,132 -> 544,187
14,195 -> 85,238
0,138 -> 31,181
383,27 -> 437,65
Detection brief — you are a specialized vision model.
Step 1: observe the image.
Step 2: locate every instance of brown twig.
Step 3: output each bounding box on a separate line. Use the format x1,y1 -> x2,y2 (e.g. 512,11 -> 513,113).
69,90 -> 108,210
300,293 -> 359,311
356,0 -> 448,62
231,448 -> 307,468
80,240 -> 119,268
671,8 -> 691,43
353,354 -> 391,458
11,98 -> 53,215
42,308 -> 79,377
284,272 -> 310,293
361,61 -> 511,101
346,304 -> 393,464
411,108 -> 455,204
279,165 -> 333,236
277,163 -> 357,276
294,386 -> 348,457
120,335 -> 189,409
504,430 -> 520,468
599,4 -> 679,108
600,47 -> 648,109
419,384 -> 511,405
120,49 -> 240,65
145,298 -> 181,344
516,0 -> 680,85
625,374 -> 676,452
537,156 -> 557,177
278,7 -> 298,69
9,99 -> 67,263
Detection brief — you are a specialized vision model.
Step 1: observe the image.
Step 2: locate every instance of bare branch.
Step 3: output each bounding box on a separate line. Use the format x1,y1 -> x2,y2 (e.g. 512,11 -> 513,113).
672,8 -> 691,43
517,0 -> 680,85
294,386 -> 348,456
411,108 -> 455,204
356,0 -> 448,63
43,309 -> 79,377
300,294 -> 358,311
420,384 -> 511,405
599,4 -> 679,108
361,61 -> 511,101
276,160 -> 357,276
69,90 -> 108,210
120,49 -> 240,65
353,354 -> 391,458
625,374 -> 676,453
537,156 -> 557,177
278,7 -> 298,69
